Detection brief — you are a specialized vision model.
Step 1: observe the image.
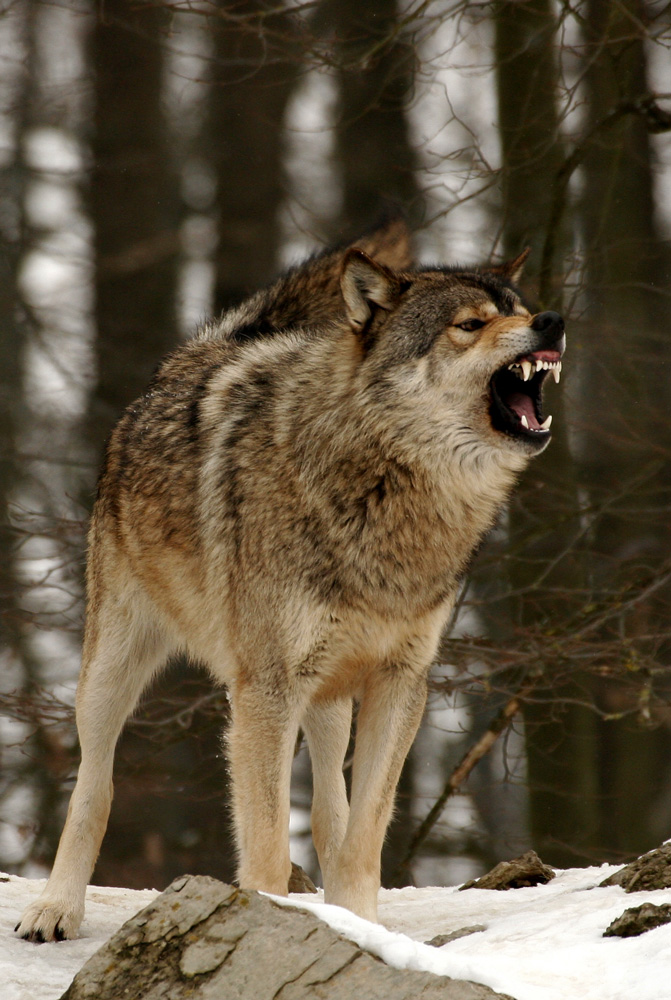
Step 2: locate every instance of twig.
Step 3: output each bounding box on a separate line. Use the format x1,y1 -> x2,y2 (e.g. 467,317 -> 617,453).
539,92 -> 671,306
392,681 -> 535,884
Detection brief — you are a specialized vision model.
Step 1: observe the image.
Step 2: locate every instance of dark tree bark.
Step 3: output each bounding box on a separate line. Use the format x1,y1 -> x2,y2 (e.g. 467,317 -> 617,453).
581,0 -> 666,336
577,0 -> 671,860
489,0 -> 597,869
0,0 -> 71,868
320,0 -> 423,240
0,71 -> 27,662
495,0 -> 567,291
87,0 -> 180,452
206,0 -> 300,313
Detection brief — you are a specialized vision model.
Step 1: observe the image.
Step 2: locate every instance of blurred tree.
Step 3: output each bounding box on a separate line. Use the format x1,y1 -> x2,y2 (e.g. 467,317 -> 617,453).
492,0 -> 599,868
0,0 -> 69,867
319,0 -> 423,240
0,18 -> 28,663
207,0 -> 301,312
495,0 -> 568,287
86,0 -> 180,452
576,0 -> 671,858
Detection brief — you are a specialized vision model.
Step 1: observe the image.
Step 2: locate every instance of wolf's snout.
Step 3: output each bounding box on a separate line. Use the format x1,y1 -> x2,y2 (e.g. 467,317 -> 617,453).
531,310 -> 565,338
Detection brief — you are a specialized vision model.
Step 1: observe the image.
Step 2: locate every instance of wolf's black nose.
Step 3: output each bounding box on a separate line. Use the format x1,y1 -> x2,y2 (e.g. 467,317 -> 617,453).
531,310 -> 564,336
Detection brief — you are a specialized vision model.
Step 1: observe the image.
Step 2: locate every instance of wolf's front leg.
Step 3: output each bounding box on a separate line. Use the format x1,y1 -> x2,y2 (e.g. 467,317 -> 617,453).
15,589 -> 170,942
227,678 -> 305,896
15,761 -> 114,943
325,664 -> 428,922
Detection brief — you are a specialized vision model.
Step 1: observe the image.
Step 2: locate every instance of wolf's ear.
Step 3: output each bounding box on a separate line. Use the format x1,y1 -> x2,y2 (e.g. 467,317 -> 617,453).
488,247 -> 531,285
353,215 -> 414,270
341,249 -> 399,333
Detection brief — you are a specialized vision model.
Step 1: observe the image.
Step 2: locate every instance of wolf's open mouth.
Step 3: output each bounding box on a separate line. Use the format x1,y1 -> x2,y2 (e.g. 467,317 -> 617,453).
489,351 -> 562,443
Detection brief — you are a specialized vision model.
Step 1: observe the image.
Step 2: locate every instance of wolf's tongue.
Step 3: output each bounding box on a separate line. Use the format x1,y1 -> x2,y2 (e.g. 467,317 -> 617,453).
507,392 -> 541,429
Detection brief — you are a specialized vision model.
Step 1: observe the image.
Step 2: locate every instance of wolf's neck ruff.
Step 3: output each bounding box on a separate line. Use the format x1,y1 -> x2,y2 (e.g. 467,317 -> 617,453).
16,219 -> 564,942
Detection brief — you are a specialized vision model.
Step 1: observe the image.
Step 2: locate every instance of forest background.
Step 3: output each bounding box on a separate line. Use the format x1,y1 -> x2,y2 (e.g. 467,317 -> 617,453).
1,0 -> 671,895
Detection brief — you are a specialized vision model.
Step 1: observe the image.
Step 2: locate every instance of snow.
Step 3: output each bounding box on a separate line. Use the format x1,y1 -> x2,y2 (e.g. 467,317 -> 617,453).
278,866 -> 671,1000
2,865 -> 671,1000
1,876 -> 158,1000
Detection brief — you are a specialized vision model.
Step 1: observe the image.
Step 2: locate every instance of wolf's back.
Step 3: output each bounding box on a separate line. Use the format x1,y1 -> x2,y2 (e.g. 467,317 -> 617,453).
200,215 -> 413,345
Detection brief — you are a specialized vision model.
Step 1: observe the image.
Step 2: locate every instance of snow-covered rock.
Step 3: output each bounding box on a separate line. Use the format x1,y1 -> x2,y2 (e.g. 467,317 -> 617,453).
2,862 -> 671,1000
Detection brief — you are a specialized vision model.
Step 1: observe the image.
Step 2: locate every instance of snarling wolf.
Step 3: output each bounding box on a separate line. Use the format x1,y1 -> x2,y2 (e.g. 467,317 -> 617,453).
17,218 -> 565,940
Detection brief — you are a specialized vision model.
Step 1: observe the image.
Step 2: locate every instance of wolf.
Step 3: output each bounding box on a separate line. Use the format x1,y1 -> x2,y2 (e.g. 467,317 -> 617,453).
16,218 -> 564,941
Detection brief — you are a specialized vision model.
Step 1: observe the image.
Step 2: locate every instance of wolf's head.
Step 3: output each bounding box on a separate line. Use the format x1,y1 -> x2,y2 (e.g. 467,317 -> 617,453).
341,246 -> 565,463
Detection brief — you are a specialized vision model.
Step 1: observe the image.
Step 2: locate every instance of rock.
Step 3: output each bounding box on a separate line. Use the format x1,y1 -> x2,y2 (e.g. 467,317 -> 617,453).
60,875 -> 516,1000
426,925 -> 487,947
459,851 -> 555,891
603,902 -> 671,938
600,843 -> 671,892
288,861 -> 318,894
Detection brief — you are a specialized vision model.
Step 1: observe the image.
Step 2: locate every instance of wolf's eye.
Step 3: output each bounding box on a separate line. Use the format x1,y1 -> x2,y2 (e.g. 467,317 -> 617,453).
456,318 -> 486,332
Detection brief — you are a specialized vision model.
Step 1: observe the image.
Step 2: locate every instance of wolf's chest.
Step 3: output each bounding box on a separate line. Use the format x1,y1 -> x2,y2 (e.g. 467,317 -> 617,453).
313,482 -> 496,617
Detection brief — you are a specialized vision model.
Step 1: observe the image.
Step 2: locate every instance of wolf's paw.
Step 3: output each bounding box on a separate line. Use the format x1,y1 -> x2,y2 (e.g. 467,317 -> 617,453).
14,897 -> 83,942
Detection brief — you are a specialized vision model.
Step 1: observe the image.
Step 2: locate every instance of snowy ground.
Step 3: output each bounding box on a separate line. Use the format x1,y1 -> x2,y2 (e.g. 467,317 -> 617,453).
2,865 -> 671,1000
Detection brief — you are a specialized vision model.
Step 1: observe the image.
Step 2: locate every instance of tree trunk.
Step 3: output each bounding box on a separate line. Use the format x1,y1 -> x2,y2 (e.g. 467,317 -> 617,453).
87,0 -> 180,453
207,0 -> 299,312
321,0 -> 423,240
495,0 -> 567,292
493,0 -> 598,868
578,0 -> 671,860
0,0 -> 73,869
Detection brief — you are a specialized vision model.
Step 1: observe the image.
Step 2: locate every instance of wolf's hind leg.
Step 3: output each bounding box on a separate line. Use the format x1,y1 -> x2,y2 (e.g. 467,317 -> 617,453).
302,698 -> 352,888
326,665 -> 428,922
15,591 -> 171,942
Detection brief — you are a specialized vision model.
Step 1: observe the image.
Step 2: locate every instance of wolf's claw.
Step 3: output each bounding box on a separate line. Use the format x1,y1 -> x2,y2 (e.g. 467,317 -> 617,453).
15,899 -> 82,943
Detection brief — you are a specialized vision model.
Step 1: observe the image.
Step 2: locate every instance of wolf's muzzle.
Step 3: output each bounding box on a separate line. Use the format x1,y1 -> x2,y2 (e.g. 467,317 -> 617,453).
531,311 -> 566,353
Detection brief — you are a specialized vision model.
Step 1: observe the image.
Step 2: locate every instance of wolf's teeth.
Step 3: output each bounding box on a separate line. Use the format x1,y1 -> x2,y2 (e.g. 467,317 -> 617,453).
540,414 -> 553,430
508,358 -> 562,381
520,414 -> 529,429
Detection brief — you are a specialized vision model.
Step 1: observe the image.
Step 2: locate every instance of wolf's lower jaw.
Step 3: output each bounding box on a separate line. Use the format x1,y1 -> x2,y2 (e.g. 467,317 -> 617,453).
520,413 -> 552,432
